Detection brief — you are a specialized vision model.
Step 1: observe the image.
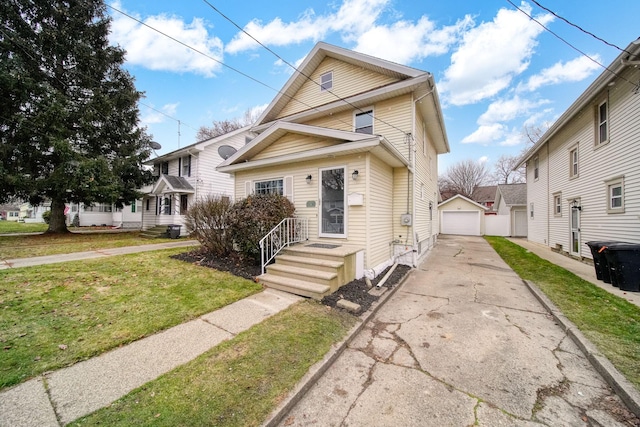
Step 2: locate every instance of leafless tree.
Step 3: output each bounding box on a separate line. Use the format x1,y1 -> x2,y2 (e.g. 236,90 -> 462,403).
196,107 -> 263,141
438,159 -> 490,199
491,154 -> 526,184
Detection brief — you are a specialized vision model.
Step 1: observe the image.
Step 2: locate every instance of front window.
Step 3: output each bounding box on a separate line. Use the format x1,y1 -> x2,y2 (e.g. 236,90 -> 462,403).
180,194 -> 188,213
255,179 -> 283,196
83,203 -> 113,213
606,177 -> 624,213
598,100 -> 608,144
163,197 -> 171,215
553,194 -> 562,217
355,109 -> 373,134
570,148 -> 578,178
161,162 -> 169,175
320,71 -> 333,91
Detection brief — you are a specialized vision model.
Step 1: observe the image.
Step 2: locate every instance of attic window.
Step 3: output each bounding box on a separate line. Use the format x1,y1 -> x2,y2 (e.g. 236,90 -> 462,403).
320,71 -> 333,91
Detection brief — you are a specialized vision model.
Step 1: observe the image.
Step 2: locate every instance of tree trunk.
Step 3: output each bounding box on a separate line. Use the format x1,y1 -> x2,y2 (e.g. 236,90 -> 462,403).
47,198 -> 70,234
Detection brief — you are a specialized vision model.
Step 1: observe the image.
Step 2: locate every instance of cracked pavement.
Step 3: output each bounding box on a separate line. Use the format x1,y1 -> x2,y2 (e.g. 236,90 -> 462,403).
278,235 -> 638,427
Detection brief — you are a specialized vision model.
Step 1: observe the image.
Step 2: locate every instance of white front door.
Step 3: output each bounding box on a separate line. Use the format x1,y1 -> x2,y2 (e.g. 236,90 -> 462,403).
319,166 -> 346,238
570,202 -> 581,256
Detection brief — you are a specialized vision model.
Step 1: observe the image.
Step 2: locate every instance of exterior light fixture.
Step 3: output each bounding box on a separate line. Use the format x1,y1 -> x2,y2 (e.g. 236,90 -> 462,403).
571,199 -> 582,211
306,174 -> 312,184
352,170 -> 359,180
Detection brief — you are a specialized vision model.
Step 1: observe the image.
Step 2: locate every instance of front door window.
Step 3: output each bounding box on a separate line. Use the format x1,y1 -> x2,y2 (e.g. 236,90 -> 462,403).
320,167 -> 345,237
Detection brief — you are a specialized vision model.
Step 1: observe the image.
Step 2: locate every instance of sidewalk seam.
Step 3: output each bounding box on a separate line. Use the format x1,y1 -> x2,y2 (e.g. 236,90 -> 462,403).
261,269 -> 413,427
523,279 -> 640,418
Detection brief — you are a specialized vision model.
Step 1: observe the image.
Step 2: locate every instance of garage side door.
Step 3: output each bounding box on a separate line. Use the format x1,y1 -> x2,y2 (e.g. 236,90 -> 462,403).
441,211 -> 481,236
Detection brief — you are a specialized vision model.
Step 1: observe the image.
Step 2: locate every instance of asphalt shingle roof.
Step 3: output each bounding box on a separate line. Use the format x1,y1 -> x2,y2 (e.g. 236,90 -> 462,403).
497,183 -> 527,206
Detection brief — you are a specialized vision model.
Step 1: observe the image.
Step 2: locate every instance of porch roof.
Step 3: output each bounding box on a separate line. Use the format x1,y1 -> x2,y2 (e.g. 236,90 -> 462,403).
150,175 -> 195,195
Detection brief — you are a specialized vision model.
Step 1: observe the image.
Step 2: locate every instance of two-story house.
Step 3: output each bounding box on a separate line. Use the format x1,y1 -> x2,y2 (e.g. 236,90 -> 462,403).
218,42 -> 449,299
516,38 -> 640,258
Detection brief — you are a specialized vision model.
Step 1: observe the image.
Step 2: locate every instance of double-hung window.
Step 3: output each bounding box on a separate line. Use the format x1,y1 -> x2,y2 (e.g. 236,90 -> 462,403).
355,109 -> 373,134
179,156 -> 191,177
533,157 -> 539,180
553,193 -> 562,217
569,146 -> 578,178
597,100 -> 608,145
606,177 -> 624,213
320,71 -> 333,91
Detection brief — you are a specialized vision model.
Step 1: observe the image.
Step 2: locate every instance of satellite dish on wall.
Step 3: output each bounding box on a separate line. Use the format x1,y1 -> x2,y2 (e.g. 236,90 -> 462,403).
218,145 -> 237,160
150,141 -> 162,150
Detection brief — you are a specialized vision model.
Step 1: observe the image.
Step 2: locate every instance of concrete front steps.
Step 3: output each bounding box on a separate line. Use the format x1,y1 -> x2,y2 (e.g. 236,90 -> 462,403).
258,242 -> 362,300
140,225 -> 168,238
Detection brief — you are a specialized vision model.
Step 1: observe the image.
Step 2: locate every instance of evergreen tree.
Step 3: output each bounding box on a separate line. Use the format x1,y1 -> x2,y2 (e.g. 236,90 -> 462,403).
0,0 -> 154,232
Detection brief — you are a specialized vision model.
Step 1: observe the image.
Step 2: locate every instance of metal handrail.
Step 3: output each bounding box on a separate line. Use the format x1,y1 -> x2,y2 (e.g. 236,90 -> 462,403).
259,217 -> 308,274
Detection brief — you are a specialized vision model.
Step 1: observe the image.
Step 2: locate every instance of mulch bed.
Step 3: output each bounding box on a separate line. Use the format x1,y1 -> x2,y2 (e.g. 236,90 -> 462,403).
171,248 -> 412,313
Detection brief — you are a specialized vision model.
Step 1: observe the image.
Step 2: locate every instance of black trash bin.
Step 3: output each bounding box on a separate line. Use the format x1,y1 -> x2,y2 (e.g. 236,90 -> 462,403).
601,243 -> 640,292
166,224 -> 182,239
585,241 -> 620,284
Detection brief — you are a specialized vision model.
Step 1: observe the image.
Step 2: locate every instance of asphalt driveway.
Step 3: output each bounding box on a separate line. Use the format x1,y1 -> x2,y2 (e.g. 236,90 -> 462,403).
278,235 -> 634,426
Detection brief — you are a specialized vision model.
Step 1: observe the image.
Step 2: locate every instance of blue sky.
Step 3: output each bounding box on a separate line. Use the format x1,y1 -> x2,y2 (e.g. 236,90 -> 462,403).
106,0 -> 640,175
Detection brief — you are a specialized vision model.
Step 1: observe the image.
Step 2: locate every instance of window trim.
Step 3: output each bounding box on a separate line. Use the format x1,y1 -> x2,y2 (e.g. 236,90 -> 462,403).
596,97 -> 609,146
320,71 -> 333,92
605,176 -> 625,214
254,178 -> 284,196
553,193 -> 562,217
533,156 -> 539,181
354,107 -> 374,135
179,155 -> 191,177
530,202 -> 534,219
569,145 -> 579,179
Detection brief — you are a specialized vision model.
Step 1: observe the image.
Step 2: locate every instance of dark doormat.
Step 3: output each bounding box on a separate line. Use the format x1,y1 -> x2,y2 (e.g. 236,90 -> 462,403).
306,243 -> 341,249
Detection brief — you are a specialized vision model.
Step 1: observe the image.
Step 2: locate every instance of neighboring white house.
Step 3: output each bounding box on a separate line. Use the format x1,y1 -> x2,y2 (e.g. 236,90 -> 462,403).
1,204 -> 21,221
69,201 -> 143,228
438,194 -> 488,236
19,201 -> 50,223
516,37 -> 640,258
141,126 -> 250,234
493,183 -> 527,237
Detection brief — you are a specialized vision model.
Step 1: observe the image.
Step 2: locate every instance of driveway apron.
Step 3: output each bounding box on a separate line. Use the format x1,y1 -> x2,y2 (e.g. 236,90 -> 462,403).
280,235 -> 631,426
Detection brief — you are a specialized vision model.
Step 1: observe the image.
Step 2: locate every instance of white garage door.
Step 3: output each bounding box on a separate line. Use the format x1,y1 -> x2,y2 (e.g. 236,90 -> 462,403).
441,211 -> 481,236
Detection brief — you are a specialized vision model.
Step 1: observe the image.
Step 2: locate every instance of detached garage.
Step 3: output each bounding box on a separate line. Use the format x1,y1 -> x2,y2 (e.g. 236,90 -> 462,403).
439,194 -> 488,236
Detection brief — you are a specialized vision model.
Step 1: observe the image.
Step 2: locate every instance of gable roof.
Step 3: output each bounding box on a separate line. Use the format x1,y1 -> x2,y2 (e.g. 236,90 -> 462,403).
496,183 -> 527,206
517,37 -> 640,167
255,42 -> 424,126
472,185 -> 497,204
217,122 -> 409,173
145,125 -> 252,165
438,194 -> 488,210
150,175 -> 195,195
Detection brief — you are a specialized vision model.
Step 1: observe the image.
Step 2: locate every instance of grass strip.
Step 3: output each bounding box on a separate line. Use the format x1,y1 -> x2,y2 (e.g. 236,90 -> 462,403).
0,222 -> 48,234
485,236 -> 640,390
70,301 -> 356,427
0,231 -> 176,260
0,248 -> 261,389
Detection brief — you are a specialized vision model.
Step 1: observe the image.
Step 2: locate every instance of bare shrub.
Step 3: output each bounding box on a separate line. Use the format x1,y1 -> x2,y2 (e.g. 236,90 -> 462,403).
183,195 -> 233,256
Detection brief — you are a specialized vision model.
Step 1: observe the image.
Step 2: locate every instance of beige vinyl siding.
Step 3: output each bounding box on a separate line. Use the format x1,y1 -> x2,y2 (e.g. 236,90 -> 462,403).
366,154 -> 394,268
305,111 -> 353,132
277,57 -> 401,119
374,94 -> 413,160
233,153 -> 369,260
252,134 -> 336,161
413,114 -> 439,250
392,167 -> 413,245
526,145 -> 549,246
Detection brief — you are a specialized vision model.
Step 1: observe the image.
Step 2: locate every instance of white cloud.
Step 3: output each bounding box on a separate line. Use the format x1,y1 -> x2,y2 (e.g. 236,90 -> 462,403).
225,0 -> 470,65
478,155 -> 489,164
520,55 -> 602,91
440,3 -> 553,106
353,15 -> 473,64
478,96 -> 550,125
462,124 -> 505,144
109,2 -> 223,77
140,103 -> 179,125
499,131 -> 524,146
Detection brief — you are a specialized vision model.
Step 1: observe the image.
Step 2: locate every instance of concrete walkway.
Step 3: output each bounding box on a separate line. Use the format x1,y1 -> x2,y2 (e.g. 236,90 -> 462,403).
507,237 -> 640,308
0,239 -> 199,269
0,289 -> 302,426
273,235 -> 640,426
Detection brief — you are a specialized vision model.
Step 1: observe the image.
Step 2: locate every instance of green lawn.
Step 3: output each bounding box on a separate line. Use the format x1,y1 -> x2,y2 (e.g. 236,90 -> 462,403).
0,248 -> 262,389
0,221 -> 47,234
70,302 -> 355,427
486,236 -> 640,390
0,231 -> 178,260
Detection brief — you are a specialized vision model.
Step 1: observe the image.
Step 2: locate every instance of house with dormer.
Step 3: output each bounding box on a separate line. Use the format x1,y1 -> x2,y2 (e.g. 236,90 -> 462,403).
217,42 -> 449,299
